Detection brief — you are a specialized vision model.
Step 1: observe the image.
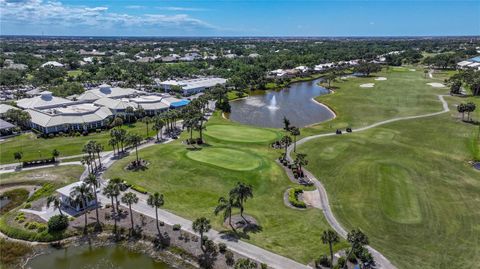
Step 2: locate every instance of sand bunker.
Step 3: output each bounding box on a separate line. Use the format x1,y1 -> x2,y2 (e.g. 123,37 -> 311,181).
427,82 -> 445,88
360,83 -> 375,88
409,69 -> 416,71
375,77 -> 387,81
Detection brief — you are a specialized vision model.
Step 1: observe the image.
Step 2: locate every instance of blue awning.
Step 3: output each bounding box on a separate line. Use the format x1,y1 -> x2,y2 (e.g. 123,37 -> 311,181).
170,100 -> 190,108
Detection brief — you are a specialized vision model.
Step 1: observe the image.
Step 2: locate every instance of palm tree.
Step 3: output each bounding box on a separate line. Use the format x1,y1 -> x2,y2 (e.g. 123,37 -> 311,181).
83,141 -> 97,172
110,177 -> 123,209
283,116 -> 291,131
13,151 -> 22,166
322,229 -> 340,267
147,192 -> 164,235
70,182 -> 94,232
290,127 -> 300,152
127,133 -> 142,163
344,229 -> 369,269
52,149 -> 60,161
46,195 -> 63,216
93,142 -> 103,169
192,217 -> 211,252
281,135 -> 292,158
121,192 -> 139,233
294,153 -> 308,174
125,106 -> 135,124
81,155 -> 93,174
141,116 -> 152,137
108,138 -> 117,156
152,117 -> 165,142
230,182 -> 253,223
84,174 -> 101,227
103,182 -> 119,213
214,196 -> 237,232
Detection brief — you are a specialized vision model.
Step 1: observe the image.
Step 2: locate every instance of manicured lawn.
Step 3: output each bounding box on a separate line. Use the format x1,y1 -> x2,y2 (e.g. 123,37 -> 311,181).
302,68 -> 449,137
205,124 -> 280,143
105,116 -> 348,263
0,122 -> 151,164
186,147 -> 263,171
299,68 -> 480,268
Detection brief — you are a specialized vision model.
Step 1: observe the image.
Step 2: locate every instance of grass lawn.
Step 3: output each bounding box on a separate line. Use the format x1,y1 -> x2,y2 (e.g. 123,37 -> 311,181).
302,67 -> 449,137
105,115 -> 348,263
67,70 -> 83,78
299,67 -> 480,268
0,122 -> 152,164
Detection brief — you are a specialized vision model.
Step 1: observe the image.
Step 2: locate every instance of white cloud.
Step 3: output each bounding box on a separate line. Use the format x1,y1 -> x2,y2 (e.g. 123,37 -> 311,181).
0,0 -> 214,30
157,7 -> 209,12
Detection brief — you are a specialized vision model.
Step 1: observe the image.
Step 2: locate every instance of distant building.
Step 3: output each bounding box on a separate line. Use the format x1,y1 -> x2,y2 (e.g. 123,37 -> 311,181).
76,84 -> 139,103
157,77 -> 227,95
0,104 -> 18,116
41,61 -> 64,68
93,97 -> 138,115
128,95 -> 169,115
457,56 -> 480,70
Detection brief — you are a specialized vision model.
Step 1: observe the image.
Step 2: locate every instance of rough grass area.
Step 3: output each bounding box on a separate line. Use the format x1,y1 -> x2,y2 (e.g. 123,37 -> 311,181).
0,188 -> 29,215
0,122 -> 151,164
301,106 -> 480,268
205,124 -> 279,143
0,165 -> 84,186
105,115 -> 348,263
0,238 -> 33,268
186,147 -> 262,171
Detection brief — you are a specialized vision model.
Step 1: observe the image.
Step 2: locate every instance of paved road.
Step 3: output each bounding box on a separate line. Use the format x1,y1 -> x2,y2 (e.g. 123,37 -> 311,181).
286,95 -> 450,269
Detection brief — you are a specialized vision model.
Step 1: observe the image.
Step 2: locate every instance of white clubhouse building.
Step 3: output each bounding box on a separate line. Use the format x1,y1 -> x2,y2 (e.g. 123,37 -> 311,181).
17,84 -> 189,134
157,77 -> 227,95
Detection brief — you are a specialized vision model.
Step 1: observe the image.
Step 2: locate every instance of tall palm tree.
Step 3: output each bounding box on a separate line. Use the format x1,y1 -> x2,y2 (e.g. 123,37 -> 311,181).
84,174 -> 101,227
230,182 -> 253,223
125,106 -> 135,124
141,116 -> 152,137
192,217 -> 211,252
127,133 -> 142,163
110,177 -> 123,209
322,229 -> 340,267
294,153 -> 308,174
290,127 -> 300,152
152,117 -> 165,142
46,195 -> 63,216
93,142 -> 103,169
121,192 -> 139,233
214,196 -> 237,232
70,182 -> 94,232
283,116 -> 291,131
281,135 -> 292,158
147,192 -> 164,235
344,229 -> 369,269
81,155 -> 93,174
108,138 -> 117,156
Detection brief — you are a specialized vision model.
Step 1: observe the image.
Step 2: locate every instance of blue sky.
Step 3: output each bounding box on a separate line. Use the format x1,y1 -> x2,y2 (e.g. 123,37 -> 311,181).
1,0 -> 479,36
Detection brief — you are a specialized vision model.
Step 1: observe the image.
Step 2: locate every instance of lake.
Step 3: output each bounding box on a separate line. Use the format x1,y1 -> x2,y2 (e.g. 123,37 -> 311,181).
26,244 -> 174,269
229,78 -> 335,128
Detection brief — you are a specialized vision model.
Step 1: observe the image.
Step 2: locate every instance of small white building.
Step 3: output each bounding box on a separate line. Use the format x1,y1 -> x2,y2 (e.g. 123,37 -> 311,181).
157,77 -> 227,95
56,182 -> 97,212
41,61 -> 64,68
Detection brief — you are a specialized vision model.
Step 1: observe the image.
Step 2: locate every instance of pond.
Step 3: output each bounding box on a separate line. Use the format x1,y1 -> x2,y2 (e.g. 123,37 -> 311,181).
229,78 -> 335,128
26,244 -> 174,269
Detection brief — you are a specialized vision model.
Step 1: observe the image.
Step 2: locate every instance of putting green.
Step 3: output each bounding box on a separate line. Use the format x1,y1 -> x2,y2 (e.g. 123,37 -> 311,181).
186,147 -> 262,171
205,124 -> 278,143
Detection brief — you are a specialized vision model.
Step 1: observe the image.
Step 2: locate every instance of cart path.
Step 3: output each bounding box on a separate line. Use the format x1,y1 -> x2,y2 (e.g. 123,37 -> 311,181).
286,95 -> 450,269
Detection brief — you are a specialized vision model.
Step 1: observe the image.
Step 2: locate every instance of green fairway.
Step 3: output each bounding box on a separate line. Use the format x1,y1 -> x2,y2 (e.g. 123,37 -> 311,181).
186,147 -> 262,171
303,67 -> 451,137
105,116 -> 348,263
300,74 -> 480,268
0,122 -> 151,164
205,124 -> 279,143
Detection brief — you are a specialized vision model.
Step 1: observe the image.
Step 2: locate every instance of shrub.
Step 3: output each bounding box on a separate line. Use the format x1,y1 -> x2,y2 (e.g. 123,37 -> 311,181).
234,258 -> 258,269
225,250 -> 235,266
131,185 -> 148,194
172,224 -> 181,231
26,222 -> 38,230
27,182 -> 55,202
218,242 -> 227,253
337,256 -> 346,268
47,215 -> 69,232
315,255 -> 331,268
24,203 -> 31,209
261,263 -> 268,269
288,188 -> 306,208
37,225 -> 47,233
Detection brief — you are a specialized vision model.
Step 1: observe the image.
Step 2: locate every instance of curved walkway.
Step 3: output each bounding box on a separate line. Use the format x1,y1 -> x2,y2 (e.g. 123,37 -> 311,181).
286,95 -> 450,269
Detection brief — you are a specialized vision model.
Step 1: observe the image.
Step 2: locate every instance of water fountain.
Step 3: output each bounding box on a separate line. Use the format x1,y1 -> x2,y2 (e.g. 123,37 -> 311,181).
267,95 -> 279,110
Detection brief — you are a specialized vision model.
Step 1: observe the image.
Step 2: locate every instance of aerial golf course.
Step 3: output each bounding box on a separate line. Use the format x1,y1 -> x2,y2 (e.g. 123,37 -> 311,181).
105,67 -> 480,268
